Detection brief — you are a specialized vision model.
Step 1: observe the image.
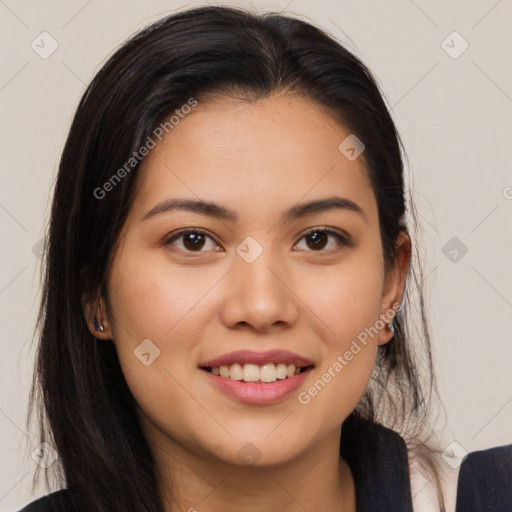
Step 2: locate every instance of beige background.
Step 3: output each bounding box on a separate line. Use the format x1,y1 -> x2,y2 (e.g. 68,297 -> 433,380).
1,0 -> 511,509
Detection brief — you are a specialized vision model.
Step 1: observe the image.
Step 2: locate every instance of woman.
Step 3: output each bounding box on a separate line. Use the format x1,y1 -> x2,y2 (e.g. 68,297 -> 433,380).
20,5 -> 511,512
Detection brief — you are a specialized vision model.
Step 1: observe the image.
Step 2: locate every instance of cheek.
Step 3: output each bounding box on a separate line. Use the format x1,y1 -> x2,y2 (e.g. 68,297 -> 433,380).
296,277 -> 381,432
296,345 -> 377,442
106,252 -> 226,450
107,247 -> 227,343
301,252 -> 384,348
105,249 -> 225,402
293,255 -> 383,424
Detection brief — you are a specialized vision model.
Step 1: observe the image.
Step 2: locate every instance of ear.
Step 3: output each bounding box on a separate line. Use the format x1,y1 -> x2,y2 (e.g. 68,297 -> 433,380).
81,290 -> 112,340
377,231 -> 411,346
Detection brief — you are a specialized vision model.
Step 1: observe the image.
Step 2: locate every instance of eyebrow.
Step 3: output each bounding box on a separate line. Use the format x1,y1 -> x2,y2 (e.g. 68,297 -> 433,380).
140,196 -> 366,223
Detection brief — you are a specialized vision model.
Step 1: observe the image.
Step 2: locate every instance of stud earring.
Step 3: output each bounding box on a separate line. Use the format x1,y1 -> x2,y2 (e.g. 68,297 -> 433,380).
92,316 -> 106,332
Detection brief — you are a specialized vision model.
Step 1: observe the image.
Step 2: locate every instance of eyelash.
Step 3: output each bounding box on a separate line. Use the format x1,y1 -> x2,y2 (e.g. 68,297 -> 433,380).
163,227 -> 352,256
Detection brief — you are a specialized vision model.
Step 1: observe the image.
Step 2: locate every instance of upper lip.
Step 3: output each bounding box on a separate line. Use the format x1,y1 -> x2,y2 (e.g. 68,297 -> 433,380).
200,350 -> 314,368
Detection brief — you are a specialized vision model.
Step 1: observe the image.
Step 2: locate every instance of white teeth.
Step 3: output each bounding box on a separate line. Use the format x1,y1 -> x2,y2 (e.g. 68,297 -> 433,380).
209,363 -> 305,383
243,364 -> 260,382
260,363 -> 276,383
229,363 -> 243,381
276,363 -> 287,379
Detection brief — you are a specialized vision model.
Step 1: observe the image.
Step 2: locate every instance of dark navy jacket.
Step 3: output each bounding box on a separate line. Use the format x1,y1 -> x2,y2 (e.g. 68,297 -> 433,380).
19,417 -> 512,511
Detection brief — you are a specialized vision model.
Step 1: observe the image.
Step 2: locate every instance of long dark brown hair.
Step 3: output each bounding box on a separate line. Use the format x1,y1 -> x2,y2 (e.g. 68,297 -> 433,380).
28,5 -> 443,511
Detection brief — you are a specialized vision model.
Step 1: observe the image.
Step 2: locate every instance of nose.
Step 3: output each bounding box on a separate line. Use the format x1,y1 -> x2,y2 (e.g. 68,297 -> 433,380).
219,251 -> 299,333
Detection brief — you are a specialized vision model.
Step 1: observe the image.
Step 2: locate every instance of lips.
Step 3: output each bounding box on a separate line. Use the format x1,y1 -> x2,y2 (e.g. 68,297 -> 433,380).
200,349 -> 314,368
199,350 -> 314,404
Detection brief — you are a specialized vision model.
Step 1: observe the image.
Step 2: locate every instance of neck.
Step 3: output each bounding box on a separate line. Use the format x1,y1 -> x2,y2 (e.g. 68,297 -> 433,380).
148,427 -> 356,512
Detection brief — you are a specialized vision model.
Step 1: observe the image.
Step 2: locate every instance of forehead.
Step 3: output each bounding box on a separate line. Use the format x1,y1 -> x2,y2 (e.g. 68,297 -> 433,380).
131,93 -> 377,225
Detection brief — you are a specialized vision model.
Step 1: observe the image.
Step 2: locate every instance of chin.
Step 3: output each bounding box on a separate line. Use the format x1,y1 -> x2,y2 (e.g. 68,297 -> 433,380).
194,425 -> 316,469
212,442 -> 303,469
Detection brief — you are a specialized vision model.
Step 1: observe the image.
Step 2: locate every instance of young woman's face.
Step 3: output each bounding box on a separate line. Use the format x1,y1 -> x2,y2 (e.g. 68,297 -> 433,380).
102,94 -> 407,467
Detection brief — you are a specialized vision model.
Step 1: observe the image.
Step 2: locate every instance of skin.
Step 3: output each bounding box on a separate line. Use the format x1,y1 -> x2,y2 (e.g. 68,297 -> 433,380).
84,93 -> 410,511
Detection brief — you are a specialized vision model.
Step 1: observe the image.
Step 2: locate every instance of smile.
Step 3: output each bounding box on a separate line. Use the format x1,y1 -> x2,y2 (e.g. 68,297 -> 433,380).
203,363 -> 312,383
199,350 -> 315,404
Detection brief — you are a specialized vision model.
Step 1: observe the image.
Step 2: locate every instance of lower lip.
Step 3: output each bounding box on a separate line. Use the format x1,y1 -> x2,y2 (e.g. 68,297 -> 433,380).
202,368 -> 312,404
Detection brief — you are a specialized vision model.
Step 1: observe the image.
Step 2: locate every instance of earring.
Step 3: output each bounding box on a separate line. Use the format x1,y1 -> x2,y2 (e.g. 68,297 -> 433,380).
387,321 -> 395,334
92,316 -> 106,332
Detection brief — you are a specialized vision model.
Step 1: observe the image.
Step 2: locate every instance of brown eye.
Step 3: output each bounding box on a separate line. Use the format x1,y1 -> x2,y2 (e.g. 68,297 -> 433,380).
182,232 -> 206,251
295,228 -> 350,252
305,231 -> 329,250
164,230 -> 221,254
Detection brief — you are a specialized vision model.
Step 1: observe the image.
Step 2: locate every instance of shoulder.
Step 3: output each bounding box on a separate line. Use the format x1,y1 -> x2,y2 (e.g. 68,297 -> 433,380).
18,489 -> 75,512
456,443 -> 512,512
